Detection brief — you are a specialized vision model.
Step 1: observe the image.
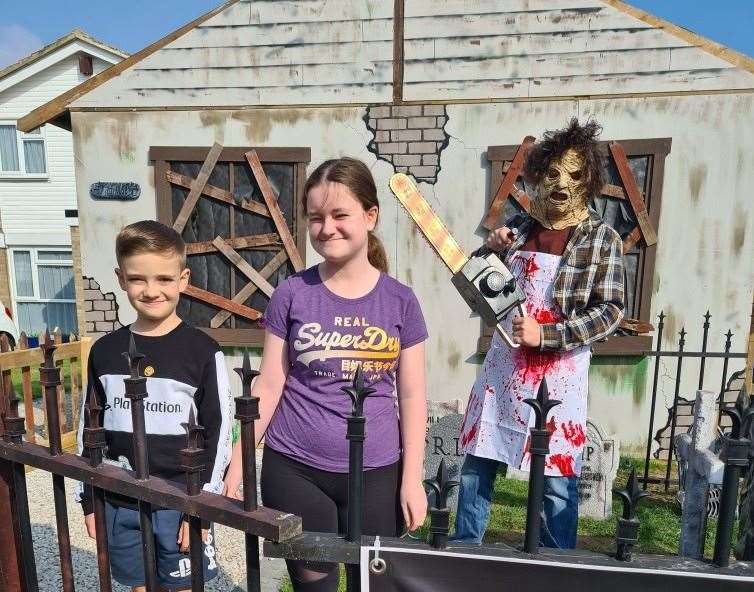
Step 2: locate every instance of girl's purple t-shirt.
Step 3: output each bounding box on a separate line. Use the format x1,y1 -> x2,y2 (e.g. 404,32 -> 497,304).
263,266 -> 428,472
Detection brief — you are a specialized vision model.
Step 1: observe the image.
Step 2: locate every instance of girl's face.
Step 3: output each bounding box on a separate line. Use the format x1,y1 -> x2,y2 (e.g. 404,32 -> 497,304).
306,181 -> 378,266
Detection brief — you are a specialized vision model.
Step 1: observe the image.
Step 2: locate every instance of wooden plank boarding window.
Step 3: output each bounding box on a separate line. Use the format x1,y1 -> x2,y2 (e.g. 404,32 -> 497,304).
483,138 -> 671,356
151,146 -> 310,346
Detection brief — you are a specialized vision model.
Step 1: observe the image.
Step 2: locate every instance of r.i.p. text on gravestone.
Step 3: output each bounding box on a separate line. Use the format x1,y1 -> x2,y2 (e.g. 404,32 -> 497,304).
424,414 -> 464,509
578,420 -> 620,520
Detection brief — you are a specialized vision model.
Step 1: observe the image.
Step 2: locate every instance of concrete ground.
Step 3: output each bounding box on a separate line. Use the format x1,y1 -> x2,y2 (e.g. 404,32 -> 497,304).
25,456 -> 288,592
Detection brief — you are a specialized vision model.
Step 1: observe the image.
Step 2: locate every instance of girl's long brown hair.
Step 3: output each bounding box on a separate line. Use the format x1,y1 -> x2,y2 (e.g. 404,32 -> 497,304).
303,158 -> 389,273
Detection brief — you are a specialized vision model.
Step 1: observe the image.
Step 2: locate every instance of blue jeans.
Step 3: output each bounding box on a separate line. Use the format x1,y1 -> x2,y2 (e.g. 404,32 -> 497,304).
451,454 -> 579,549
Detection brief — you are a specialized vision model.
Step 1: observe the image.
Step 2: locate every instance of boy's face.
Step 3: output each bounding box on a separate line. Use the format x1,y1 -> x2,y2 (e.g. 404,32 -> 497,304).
115,251 -> 190,323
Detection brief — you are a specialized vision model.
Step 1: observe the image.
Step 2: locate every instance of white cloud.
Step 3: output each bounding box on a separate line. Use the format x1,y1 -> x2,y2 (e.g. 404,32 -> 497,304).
0,24 -> 44,70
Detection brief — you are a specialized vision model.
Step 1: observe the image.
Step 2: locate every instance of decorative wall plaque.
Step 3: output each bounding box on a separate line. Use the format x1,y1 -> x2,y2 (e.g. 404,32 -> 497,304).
90,182 -> 140,200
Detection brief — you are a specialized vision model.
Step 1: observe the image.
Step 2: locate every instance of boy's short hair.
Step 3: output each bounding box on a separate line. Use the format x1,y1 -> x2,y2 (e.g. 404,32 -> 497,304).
116,220 -> 187,268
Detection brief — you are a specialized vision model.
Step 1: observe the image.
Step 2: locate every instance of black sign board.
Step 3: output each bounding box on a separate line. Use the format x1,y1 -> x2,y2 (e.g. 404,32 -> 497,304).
363,545 -> 754,592
90,182 -> 140,201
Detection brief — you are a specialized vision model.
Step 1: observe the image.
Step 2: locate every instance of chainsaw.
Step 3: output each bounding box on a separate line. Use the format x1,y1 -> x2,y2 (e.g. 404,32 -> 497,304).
389,173 -> 527,348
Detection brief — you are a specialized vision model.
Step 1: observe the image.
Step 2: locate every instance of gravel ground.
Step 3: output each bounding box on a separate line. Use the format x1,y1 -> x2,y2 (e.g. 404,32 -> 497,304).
26,451 -> 288,592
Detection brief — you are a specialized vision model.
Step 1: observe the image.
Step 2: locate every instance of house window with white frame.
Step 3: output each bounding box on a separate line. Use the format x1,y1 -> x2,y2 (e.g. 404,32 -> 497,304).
0,123 -> 48,176
10,248 -> 77,337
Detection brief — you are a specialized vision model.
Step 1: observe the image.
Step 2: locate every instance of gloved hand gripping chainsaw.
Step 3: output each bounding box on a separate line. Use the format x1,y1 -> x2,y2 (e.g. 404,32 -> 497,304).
389,173 -> 526,348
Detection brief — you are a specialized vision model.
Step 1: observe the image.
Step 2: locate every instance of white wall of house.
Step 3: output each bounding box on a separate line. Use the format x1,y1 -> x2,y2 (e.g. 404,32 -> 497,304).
0,54 -> 113,245
69,92 -> 754,449
1,48 -> 118,335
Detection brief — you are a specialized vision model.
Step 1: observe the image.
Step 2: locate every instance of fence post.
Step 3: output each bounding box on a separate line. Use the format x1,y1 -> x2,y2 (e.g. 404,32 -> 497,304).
0,460 -> 23,592
1,383 -> 39,591
698,311 -> 711,390
643,311 -> 665,490
123,334 -> 158,592
713,392 -> 754,567
343,367 -> 374,592
40,331 -> 76,592
664,328 -> 687,491
234,352 -> 261,592
18,334 -> 35,444
522,379 -> 561,554
0,334 -> 30,592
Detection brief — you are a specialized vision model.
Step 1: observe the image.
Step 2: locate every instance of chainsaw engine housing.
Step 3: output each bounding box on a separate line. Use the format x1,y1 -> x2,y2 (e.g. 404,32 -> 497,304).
451,252 -> 526,329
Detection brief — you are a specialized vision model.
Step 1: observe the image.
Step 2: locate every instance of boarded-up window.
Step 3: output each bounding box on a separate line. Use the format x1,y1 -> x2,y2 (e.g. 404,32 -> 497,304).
151,146 -> 310,346
484,138 -> 671,356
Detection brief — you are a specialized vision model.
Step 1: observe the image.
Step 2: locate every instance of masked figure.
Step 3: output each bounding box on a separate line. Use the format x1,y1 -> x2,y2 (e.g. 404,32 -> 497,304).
453,119 -> 625,549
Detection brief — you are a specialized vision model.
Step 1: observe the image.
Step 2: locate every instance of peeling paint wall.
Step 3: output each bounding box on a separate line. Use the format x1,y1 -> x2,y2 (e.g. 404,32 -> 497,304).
71,92 -> 754,448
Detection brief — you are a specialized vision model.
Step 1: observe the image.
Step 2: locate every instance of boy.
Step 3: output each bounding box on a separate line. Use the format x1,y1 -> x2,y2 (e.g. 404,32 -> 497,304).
454,119 -> 625,549
75,220 -> 232,591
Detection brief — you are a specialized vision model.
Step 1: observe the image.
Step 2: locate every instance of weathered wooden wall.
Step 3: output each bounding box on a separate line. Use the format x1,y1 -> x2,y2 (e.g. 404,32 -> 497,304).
69,0 -> 754,110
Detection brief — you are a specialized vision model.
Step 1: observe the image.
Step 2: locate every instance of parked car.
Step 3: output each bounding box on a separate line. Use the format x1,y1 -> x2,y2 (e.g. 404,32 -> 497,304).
0,300 -> 20,348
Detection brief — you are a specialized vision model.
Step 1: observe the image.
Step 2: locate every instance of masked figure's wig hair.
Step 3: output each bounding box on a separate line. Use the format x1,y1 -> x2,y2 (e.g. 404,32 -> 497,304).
523,118 -> 606,202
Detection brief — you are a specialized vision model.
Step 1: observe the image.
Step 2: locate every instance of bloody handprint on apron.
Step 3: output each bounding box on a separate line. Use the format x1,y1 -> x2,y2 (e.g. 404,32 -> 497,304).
459,250 -> 590,477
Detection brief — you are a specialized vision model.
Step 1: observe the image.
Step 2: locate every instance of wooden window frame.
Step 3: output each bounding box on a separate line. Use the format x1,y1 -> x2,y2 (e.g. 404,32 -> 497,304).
486,138 -> 671,356
151,146 -> 310,347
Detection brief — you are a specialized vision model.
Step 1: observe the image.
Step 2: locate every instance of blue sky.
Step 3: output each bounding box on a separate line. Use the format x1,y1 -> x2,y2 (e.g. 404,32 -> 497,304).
1,1 -> 752,69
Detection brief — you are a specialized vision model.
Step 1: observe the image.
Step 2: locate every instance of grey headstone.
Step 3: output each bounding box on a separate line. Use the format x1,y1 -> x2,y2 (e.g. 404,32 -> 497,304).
424,414 -> 464,509
578,420 -> 620,520
676,390 -> 726,558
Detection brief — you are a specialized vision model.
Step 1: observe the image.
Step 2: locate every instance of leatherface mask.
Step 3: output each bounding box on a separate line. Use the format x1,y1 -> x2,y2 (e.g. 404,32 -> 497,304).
529,148 -> 589,230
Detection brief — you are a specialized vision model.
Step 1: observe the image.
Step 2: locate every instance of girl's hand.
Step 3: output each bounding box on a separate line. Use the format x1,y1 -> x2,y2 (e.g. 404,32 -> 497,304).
223,477 -> 243,501
400,479 -> 428,532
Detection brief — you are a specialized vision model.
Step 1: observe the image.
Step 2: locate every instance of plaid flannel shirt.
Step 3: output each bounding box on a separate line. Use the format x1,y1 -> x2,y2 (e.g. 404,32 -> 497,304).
502,209 -> 625,352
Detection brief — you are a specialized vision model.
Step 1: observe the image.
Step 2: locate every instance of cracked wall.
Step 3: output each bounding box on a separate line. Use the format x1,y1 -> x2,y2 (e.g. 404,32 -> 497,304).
82,276 -> 122,340
364,105 -> 449,184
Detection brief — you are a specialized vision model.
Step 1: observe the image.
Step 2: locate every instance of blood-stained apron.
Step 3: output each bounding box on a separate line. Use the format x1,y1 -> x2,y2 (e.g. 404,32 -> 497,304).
459,250 -> 590,477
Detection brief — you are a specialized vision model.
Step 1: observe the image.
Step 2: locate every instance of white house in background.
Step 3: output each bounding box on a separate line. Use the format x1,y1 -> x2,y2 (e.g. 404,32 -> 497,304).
0,30 -> 126,338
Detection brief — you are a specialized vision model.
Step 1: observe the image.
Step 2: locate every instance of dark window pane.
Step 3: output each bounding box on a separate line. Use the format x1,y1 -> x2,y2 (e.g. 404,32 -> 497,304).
168,157 -> 300,334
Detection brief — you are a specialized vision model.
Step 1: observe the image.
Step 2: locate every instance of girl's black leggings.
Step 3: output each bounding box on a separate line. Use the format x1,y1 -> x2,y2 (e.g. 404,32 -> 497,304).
261,446 -> 402,591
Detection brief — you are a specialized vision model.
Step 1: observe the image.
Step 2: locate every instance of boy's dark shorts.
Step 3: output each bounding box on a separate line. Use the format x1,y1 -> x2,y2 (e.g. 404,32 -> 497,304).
105,502 -> 218,590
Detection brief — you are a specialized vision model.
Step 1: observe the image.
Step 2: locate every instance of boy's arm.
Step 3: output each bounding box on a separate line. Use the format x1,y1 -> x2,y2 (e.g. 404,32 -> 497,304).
197,350 -> 233,495
540,231 -> 625,352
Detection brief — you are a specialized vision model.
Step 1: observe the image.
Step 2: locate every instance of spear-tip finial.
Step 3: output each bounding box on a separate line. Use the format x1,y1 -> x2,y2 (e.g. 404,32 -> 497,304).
613,467 -> 649,520
122,333 -> 146,378
181,407 -> 205,450
341,365 -> 376,416
234,350 -> 260,398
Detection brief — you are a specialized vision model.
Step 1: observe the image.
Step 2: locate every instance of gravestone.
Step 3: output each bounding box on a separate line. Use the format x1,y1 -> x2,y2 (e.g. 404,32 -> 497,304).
675,390 -> 724,558
424,413 -> 464,509
577,420 -> 620,519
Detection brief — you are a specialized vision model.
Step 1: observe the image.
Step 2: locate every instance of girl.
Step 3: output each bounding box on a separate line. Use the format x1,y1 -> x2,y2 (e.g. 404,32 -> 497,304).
223,158 -> 428,591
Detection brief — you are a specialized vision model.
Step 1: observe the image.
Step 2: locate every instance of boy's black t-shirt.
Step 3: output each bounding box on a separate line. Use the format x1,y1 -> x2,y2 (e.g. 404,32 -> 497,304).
75,322 -> 232,514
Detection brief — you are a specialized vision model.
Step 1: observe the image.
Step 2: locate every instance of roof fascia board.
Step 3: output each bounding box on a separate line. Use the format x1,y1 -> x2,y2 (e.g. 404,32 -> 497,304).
0,40 -> 123,95
17,0 -> 241,133
603,0 -> 754,74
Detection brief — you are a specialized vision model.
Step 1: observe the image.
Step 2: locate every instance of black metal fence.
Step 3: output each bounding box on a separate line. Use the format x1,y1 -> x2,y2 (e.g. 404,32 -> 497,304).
0,329 -> 752,592
640,311 -> 749,492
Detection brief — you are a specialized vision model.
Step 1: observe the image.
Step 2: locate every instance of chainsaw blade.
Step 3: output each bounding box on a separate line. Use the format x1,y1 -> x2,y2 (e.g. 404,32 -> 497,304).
389,173 -> 468,274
